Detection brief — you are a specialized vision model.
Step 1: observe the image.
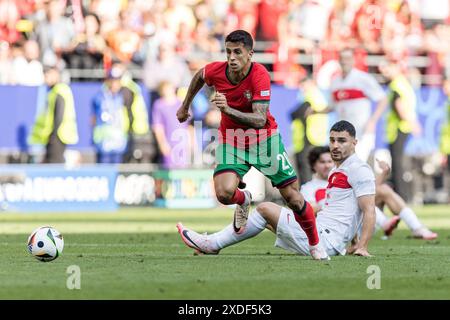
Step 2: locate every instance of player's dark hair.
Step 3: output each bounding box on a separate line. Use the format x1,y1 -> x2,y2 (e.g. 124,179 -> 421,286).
225,30 -> 253,51
330,120 -> 356,137
308,146 -> 331,172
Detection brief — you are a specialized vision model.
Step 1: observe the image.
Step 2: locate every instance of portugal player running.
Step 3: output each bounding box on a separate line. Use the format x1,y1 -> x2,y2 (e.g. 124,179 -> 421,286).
176,30 -> 329,260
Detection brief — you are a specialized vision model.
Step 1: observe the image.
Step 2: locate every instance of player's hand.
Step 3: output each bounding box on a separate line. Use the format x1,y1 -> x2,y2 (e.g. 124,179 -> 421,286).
346,243 -> 358,255
347,243 -> 372,257
211,92 -> 228,112
353,247 -> 372,257
176,106 -> 190,123
375,158 -> 391,176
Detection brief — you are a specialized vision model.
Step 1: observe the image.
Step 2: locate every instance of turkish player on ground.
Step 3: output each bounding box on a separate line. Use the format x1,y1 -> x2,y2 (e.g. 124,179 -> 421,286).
303,146 -> 437,239
176,121 -> 377,258
176,30 -> 328,260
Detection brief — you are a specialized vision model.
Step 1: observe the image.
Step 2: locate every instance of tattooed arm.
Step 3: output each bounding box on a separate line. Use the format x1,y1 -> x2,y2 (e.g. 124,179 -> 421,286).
177,69 -> 205,123
212,92 -> 268,129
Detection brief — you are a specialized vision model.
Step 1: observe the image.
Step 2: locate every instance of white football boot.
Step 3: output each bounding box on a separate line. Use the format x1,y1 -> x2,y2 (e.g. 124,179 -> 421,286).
177,223 -> 220,255
233,190 -> 252,234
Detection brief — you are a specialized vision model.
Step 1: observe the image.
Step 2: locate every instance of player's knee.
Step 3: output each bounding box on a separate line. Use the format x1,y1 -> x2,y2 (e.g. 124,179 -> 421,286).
256,202 -> 273,217
283,191 -> 304,212
377,184 -> 390,197
287,201 -> 303,213
215,188 -> 235,205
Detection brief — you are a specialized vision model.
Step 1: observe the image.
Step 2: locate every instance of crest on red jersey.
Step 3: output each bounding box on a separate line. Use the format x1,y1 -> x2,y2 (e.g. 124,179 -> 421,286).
243,90 -> 252,101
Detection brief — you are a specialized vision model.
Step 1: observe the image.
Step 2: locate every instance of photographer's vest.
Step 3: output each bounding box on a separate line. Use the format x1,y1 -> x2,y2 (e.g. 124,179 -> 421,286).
121,78 -> 149,135
386,75 -> 416,144
441,100 -> 450,155
292,87 -> 328,153
30,83 -> 78,145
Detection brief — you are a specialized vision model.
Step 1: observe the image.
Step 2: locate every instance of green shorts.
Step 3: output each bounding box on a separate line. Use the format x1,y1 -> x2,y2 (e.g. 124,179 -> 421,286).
213,133 -> 298,188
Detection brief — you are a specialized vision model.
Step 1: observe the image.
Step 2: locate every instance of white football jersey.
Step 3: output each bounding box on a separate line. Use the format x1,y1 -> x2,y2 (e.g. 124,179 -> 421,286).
316,153 -> 376,254
301,177 -> 328,207
330,68 -> 385,139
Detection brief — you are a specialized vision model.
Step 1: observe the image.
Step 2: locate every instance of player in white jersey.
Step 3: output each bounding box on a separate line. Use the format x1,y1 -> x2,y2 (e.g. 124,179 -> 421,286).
176,121 -> 377,258
330,49 -> 388,162
300,146 -> 333,212
303,146 -> 437,240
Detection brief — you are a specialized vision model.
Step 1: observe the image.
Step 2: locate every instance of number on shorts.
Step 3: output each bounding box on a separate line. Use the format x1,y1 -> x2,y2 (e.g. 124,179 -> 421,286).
277,152 -> 293,171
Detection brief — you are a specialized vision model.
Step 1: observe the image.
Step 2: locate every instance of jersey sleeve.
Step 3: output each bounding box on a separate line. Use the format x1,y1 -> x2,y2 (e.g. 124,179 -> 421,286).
251,65 -> 271,103
362,72 -> 385,102
203,62 -> 217,87
348,164 -> 376,198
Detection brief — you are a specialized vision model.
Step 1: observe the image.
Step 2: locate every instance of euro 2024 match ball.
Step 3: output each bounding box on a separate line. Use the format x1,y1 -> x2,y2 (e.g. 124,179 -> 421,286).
27,226 -> 64,262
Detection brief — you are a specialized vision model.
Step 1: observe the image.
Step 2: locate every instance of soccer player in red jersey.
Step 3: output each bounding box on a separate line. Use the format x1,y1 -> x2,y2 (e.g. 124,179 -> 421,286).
176,30 -> 328,260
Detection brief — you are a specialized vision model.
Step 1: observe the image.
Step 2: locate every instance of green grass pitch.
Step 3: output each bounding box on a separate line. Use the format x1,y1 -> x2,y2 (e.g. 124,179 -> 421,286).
0,205 -> 449,299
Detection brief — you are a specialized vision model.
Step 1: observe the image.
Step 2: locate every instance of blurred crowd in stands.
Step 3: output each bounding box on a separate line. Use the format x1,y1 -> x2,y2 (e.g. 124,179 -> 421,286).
0,0 -> 449,203
0,0 -> 449,85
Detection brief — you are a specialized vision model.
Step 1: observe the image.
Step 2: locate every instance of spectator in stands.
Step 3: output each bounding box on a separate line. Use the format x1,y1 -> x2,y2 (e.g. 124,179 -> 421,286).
297,0 -> 333,51
256,0 -> 288,42
277,1 -> 315,55
189,20 -> 222,61
0,0 -> 22,44
352,0 -> 387,54
63,12 -> 106,80
380,59 -> 422,202
152,80 -> 193,169
34,0 -> 75,67
105,9 -> 142,64
29,65 -> 79,163
11,40 -> 44,86
418,0 -> 449,30
163,0 -> 197,38
136,8 -> 177,65
423,22 -> 450,87
143,41 -> 191,106
224,0 -> 258,39
325,0 -> 359,52
91,66 -> 129,164
88,0 -> 123,36
382,0 -> 423,59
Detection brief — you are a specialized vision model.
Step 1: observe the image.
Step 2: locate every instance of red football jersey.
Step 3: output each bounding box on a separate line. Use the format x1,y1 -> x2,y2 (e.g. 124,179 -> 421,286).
203,61 -> 278,147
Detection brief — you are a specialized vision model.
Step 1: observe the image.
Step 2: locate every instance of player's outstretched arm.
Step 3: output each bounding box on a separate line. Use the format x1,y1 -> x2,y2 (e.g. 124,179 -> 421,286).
177,69 -> 205,123
212,94 -> 268,129
375,158 -> 391,185
353,194 -> 376,257
365,96 -> 388,134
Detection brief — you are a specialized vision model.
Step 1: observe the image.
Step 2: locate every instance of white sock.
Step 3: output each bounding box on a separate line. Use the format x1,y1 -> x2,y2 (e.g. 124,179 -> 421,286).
375,207 -> 388,230
243,190 -> 251,206
210,208 -> 267,250
399,207 -> 422,231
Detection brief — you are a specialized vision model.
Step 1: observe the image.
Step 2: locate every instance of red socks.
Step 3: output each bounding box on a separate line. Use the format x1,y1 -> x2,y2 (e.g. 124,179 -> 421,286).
231,189 -> 246,206
293,201 -> 319,246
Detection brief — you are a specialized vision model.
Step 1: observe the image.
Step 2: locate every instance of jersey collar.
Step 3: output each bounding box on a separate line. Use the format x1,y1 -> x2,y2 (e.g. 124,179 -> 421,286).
225,62 -> 253,85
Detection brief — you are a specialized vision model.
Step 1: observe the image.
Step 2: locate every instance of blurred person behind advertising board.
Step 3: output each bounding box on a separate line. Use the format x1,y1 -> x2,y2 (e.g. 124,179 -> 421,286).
29,65 -> 79,163
379,58 -> 421,203
152,80 -> 192,169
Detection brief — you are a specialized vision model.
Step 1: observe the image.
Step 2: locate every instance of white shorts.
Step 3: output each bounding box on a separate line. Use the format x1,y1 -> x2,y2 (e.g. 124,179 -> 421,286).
274,208 -> 342,256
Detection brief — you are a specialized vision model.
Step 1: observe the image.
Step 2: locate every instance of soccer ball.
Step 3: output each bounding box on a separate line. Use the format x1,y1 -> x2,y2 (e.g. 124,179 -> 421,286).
27,226 -> 64,262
